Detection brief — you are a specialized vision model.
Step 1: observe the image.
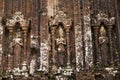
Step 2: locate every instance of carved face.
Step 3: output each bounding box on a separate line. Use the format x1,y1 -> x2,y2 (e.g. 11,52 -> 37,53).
100,26 -> 106,37
59,27 -> 64,37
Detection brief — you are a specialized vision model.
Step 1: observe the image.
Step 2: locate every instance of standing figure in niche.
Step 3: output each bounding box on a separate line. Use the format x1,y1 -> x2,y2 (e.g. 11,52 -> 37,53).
99,26 -> 109,67
13,28 -> 23,68
56,27 -> 66,67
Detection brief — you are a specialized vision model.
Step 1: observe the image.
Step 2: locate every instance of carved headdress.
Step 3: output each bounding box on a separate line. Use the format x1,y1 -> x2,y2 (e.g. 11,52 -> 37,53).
100,26 -> 106,36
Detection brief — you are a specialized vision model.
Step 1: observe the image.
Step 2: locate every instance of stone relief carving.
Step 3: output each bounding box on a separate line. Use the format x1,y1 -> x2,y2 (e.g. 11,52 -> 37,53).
56,27 -> 66,52
13,29 -> 23,46
56,26 -> 66,67
4,12 -> 30,75
92,11 -> 116,67
99,26 -> 109,67
6,12 -> 29,27
92,11 -> 115,25
49,10 -> 74,77
49,11 -> 72,26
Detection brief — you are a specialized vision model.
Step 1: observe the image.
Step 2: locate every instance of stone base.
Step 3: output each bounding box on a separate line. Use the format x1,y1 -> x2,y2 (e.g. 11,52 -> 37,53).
33,71 -> 48,80
76,72 -> 95,80
1,69 -> 120,80
76,71 -> 120,80
94,67 -> 120,80
14,75 -> 31,80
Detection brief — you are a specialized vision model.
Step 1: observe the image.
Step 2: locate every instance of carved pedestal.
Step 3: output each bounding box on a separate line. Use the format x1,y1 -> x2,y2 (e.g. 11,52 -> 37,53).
33,71 -> 48,80
76,72 -> 95,80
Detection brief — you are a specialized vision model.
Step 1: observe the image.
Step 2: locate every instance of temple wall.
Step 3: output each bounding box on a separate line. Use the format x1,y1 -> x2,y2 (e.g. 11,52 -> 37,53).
0,0 -> 4,69
83,0 -> 93,70
0,0 -> 119,79
74,0 -> 93,71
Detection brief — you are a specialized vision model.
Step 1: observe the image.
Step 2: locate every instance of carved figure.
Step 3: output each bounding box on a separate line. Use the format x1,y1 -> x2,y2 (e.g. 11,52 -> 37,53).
99,26 -> 109,67
9,27 -> 23,68
56,27 -> 66,67
56,27 -> 66,51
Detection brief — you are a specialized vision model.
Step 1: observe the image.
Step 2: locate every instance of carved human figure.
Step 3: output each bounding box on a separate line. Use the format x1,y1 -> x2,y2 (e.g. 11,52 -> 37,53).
56,27 -> 66,51
12,28 -> 23,68
99,26 -> 109,67
56,27 -> 66,67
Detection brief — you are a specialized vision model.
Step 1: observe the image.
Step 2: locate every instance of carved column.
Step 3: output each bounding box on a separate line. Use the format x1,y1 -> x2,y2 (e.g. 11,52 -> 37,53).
7,26 -> 13,69
22,27 -> 28,62
115,0 -> 120,64
93,25 -> 99,65
51,25 -> 57,72
107,24 -> 113,65
65,25 -> 71,65
0,19 -> 3,70
8,26 -> 13,36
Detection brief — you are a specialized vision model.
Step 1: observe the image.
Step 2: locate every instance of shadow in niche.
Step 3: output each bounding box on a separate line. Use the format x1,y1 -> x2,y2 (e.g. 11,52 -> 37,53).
115,73 -> 120,80
31,48 -> 39,54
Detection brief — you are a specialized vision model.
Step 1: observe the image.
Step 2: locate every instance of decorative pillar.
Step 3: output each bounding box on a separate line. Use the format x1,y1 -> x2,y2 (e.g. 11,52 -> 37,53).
7,26 -> 13,69
93,25 -> 99,65
65,26 -> 71,65
107,24 -> 113,65
22,26 -> 28,62
50,25 -> 57,72
63,18 -> 72,66
8,26 -> 13,36
63,19 -> 73,75
0,19 -> 3,70
115,0 -> 120,64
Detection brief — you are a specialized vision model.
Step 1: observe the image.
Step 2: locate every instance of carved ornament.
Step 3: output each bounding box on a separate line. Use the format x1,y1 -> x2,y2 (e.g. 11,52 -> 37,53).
6,12 -> 29,27
92,11 -> 115,26
49,11 -> 72,28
